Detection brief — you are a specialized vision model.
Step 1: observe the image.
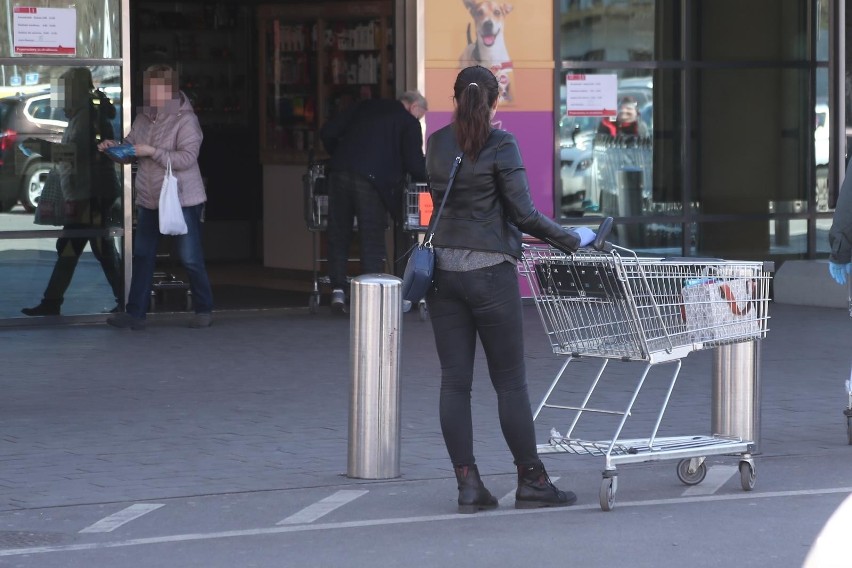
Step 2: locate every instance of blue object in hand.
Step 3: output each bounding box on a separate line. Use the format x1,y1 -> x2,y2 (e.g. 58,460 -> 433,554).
574,227 -> 596,247
104,143 -> 136,164
828,262 -> 851,285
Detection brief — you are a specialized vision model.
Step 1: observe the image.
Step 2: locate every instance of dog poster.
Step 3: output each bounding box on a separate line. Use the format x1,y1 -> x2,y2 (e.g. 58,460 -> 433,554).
424,0 -> 556,216
458,1 -> 516,103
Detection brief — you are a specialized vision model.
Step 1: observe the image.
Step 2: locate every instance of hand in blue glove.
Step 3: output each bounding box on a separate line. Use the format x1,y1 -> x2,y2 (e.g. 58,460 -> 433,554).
829,262 -> 851,285
574,227 -> 596,247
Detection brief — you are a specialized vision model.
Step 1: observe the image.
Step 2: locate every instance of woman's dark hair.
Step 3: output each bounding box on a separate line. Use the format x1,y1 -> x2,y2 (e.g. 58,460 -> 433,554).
453,65 -> 499,159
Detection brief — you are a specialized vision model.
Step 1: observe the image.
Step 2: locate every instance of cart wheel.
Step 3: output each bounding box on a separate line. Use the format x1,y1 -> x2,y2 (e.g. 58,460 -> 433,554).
418,301 -> 428,321
599,476 -> 616,511
308,293 -> 319,314
739,460 -> 756,491
676,458 -> 707,486
149,291 -> 157,312
185,291 -> 193,312
847,415 -> 852,445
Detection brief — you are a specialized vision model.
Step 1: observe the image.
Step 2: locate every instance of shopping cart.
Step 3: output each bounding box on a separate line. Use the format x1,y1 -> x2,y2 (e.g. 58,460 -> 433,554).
401,180 -> 432,321
303,159 -> 330,313
520,233 -> 772,510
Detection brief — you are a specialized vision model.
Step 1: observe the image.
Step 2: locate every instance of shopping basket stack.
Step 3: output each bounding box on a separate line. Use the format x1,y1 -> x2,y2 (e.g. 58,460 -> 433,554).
520,225 -> 772,510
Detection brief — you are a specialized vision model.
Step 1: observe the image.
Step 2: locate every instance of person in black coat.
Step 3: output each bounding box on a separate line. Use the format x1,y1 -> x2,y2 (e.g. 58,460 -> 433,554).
320,91 -> 428,312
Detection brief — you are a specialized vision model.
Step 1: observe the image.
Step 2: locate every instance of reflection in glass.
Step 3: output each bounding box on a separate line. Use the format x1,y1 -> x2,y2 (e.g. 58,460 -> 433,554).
0,237 -> 122,319
18,68 -> 123,317
607,221 -> 683,256
557,68 -> 685,220
0,65 -> 122,215
560,0 -> 659,62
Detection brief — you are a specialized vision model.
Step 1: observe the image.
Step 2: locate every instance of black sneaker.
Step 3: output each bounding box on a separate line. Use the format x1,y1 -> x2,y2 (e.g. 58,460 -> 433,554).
106,312 -> 146,330
331,289 -> 346,313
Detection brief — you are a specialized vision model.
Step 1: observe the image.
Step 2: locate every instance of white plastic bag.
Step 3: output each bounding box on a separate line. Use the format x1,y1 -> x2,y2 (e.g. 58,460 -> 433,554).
681,278 -> 760,342
158,158 -> 187,235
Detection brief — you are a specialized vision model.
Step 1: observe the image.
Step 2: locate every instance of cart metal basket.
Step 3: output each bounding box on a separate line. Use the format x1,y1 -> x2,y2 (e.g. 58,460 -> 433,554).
520,242 -> 772,510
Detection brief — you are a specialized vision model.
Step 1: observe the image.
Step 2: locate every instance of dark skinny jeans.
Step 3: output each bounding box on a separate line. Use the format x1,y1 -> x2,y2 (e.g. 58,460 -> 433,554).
426,261 -> 541,467
326,170 -> 388,290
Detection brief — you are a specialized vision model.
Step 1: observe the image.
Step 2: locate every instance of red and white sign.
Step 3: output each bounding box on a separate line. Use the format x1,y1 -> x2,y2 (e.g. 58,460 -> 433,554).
565,73 -> 617,117
13,7 -> 77,55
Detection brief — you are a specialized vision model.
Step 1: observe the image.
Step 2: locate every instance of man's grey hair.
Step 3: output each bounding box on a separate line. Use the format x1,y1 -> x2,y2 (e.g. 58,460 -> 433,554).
399,90 -> 428,111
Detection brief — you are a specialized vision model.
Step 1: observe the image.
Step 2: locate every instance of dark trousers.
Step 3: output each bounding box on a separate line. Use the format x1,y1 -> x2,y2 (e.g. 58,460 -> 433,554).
42,225 -> 122,305
126,204 -> 214,319
326,171 -> 388,290
426,261 -> 541,467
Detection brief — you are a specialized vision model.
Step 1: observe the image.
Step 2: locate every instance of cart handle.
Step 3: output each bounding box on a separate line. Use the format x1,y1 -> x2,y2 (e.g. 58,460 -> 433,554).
593,217 -> 614,252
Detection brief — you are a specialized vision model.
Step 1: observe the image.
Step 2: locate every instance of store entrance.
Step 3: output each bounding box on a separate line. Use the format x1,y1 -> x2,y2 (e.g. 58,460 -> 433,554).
130,0 -> 399,312
131,0 -> 281,311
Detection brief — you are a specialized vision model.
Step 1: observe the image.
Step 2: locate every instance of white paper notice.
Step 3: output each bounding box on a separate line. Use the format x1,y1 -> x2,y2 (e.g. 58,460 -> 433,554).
565,74 -> 618,117
13,7 -> 77,56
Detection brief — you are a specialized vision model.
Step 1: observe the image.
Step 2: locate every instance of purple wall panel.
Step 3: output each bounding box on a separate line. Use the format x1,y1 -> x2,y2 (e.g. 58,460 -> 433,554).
424,111 -> 555,217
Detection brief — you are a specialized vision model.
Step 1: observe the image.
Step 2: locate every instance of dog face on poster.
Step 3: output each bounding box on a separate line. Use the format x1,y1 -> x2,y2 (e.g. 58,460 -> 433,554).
458,0 -> 514,103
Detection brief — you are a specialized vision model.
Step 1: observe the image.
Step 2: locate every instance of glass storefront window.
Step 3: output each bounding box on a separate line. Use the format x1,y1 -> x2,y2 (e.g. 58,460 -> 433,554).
0,65 -> 123,223
0,236 -> 122,319
559,0 -> 662,62
557,67 -> 684,220
694,0 -> 809,62
691,68 -> 809,216
0,61 -> 125,319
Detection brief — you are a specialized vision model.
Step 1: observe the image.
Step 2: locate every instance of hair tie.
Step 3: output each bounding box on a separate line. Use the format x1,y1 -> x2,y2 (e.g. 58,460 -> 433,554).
468,82 -> 479,88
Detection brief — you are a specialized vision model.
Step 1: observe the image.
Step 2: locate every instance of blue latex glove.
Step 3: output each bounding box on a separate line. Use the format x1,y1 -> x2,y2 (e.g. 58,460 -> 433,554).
829,262 -> 851,285
574,227 -> 596,247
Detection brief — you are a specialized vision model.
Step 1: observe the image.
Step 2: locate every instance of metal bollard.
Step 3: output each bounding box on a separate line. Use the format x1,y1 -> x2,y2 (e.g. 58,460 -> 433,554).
712,341 -> 761,452
347,274 -> 402,479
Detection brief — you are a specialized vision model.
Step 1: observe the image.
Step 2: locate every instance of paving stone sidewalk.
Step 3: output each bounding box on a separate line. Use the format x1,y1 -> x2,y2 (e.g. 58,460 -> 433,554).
0,302 -> 848,511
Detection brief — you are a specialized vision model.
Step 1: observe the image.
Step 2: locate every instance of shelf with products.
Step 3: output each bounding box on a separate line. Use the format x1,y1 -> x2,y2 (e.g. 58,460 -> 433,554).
257,1 -> 392,164
136,2 -> 251,129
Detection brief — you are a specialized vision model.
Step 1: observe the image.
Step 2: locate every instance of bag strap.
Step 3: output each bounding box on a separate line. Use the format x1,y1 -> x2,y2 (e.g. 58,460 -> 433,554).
423,153 -> 463,248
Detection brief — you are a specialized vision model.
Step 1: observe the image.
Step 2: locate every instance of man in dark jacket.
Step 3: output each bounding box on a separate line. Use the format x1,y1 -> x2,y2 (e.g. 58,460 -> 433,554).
320,90 -> 428,312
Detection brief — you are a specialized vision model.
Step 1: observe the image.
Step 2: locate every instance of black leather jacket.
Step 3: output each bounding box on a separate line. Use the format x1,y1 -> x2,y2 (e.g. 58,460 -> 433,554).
425,125 -> 579,258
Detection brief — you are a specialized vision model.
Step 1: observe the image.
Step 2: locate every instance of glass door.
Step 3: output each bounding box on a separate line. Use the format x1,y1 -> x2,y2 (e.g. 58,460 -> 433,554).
0,0 -> 129,321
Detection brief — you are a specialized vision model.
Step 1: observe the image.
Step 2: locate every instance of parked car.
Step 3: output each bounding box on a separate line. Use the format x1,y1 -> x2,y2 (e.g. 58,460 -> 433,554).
0,90 -> 65,212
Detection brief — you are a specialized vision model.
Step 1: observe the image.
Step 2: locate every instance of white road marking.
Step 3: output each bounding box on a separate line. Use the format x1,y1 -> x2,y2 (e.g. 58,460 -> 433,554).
4,486 -> 851,558
681,465 -> 737,496
79,504 -> 165,534
277,490 -> 368,525
499,476 -> 559,506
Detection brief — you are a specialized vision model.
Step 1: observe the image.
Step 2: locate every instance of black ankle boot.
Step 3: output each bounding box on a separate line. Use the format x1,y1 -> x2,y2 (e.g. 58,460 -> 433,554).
21,300 -> 61,317
515,463 -> 577,509
454,464 -> 498,514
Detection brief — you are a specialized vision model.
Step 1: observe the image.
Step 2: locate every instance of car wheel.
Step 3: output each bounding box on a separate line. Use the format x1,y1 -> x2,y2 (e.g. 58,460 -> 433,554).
19,162 -> 52,213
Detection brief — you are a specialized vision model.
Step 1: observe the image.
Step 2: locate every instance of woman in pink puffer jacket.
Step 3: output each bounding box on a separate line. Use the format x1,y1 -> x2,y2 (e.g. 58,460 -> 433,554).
99,64 -> 214,330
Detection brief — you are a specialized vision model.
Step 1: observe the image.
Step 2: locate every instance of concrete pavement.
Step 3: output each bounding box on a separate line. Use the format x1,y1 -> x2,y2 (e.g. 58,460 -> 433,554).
0,300 -> 849,513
